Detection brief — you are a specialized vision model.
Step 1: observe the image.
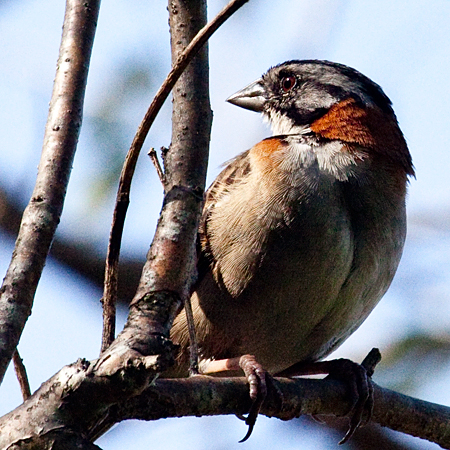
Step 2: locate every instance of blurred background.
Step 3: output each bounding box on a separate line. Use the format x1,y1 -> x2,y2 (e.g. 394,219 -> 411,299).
1,0 -> 450,449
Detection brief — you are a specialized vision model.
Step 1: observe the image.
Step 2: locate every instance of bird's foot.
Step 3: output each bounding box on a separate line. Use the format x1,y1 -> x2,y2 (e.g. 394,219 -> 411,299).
277,348 -> 381,444
325,348 -> 381,444
202,354 -> 270,442
237,354 -> 268,442
320,348 -> 381,444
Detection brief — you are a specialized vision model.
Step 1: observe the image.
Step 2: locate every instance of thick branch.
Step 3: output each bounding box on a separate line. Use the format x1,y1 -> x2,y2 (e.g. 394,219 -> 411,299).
1,359 -> 449,449
102,377 -> 450,448
0,0 -> 100,384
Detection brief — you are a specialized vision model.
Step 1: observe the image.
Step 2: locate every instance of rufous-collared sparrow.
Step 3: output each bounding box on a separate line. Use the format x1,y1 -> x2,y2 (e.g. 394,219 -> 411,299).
169,60 -> 414,440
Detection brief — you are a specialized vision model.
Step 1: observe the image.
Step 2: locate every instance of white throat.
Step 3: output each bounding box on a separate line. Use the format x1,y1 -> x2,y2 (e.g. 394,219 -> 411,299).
264,110 -> 310,136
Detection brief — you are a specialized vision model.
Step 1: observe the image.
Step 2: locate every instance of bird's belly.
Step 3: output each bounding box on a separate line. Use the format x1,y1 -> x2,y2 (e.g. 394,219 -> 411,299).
232,226 -> 356,373
196,207 -> 357,374
197,216 -> 402,375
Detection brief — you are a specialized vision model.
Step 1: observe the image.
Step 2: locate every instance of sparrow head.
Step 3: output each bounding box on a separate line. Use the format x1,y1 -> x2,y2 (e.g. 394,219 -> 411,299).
227,60 -> 414,176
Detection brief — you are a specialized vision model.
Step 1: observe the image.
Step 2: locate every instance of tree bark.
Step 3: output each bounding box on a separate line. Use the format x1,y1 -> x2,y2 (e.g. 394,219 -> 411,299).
0,0 -> 101,384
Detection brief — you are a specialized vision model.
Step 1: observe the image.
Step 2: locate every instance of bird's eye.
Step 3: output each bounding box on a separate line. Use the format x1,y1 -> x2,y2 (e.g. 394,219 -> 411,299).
281,76 -> 296,92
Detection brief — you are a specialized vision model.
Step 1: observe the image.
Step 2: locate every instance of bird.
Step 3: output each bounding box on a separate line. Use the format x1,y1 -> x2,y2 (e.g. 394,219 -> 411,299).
169,60 -> 414,441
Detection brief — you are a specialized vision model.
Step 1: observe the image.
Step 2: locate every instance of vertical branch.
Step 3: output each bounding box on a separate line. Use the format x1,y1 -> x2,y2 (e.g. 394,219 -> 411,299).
128,0 -> 213,337
165,0 -> 212,374
0,0 -> 100,383
99,0 -> 248,361
96,0 -> 212,372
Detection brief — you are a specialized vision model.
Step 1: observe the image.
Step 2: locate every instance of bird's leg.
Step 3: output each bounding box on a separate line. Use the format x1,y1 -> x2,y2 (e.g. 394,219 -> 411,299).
202,354 -> 268,442
277,348 -> 381,444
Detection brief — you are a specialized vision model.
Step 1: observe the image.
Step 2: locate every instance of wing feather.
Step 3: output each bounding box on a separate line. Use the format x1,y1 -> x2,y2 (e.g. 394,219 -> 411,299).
195,150 -> 251,287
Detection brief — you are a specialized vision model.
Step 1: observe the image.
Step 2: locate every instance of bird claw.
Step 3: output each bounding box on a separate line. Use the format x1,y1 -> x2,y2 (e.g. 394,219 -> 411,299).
329,360 -> 370,444
238,355 -> 268,442
332,348 -> 381,444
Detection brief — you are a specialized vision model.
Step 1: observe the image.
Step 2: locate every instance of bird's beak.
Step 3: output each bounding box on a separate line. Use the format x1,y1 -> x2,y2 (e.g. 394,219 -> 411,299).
226,78 -> 266,112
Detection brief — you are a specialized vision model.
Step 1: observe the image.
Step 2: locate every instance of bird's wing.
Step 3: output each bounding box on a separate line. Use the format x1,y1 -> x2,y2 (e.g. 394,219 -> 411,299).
195,150 -> 251,288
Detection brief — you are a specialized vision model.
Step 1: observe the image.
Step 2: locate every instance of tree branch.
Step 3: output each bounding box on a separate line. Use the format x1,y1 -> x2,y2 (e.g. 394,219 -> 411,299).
0,0 -> 100,384
96,0 -> 214,383
121,376 -> 450,444
95,377 -> 450,448
1,358 -> 449,449
100,0 -> 249,353
148,148 -> 165,186
0,0 -> 248,444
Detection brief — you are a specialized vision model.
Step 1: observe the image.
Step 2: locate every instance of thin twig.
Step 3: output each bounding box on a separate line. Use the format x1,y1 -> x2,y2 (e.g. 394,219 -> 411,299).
148,148 -> 165,187
13,349 -> 31,400
101,0 -> 250,354
183,294 -> 199,375
361,347 -> 382,377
